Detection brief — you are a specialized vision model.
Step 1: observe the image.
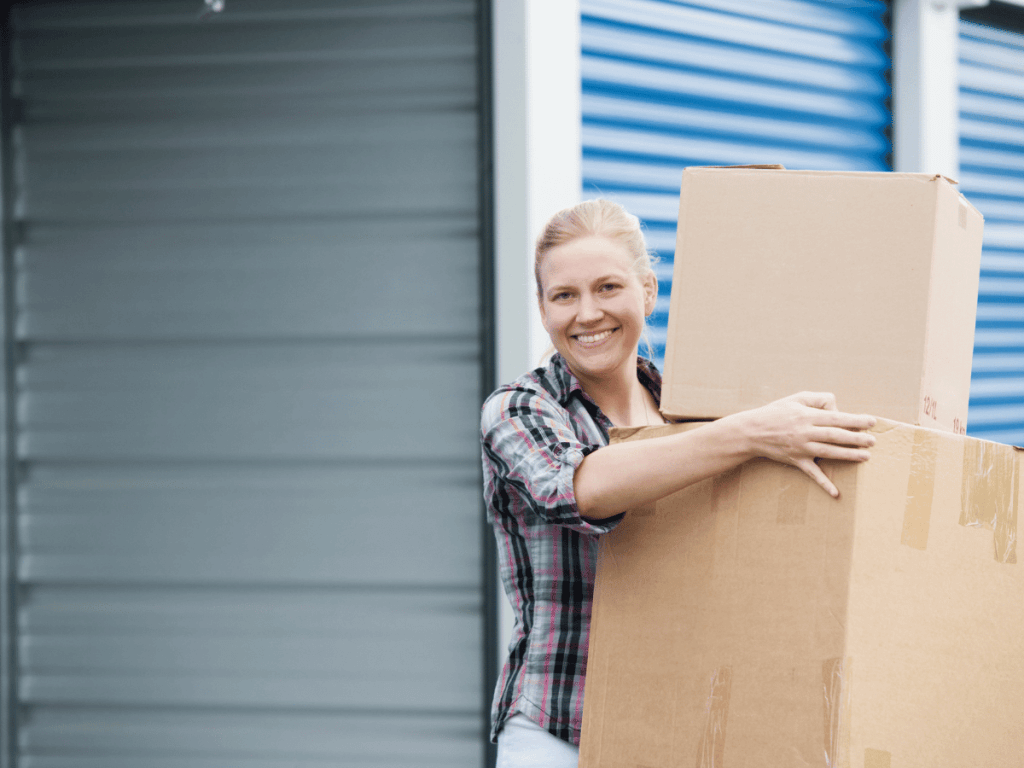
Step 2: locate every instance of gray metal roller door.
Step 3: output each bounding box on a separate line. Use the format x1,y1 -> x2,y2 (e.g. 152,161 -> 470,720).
2,1 -> 491,766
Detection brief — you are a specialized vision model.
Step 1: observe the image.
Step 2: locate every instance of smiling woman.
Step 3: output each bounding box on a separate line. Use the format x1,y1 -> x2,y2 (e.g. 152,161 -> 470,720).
481,200 -> 877,767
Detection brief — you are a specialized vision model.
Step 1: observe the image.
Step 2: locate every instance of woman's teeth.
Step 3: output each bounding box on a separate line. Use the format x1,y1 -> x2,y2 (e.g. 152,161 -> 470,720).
576,329 -> 614,344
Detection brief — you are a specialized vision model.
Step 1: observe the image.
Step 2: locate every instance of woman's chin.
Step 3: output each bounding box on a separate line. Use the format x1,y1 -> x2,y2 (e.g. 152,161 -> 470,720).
563,347 -> 637,381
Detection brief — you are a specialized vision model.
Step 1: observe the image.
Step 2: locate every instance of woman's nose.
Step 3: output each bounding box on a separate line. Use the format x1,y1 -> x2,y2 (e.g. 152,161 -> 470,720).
577,294 -> 603,323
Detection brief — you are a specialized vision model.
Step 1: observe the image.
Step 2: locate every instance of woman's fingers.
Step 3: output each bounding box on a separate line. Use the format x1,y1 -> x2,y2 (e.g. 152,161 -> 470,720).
811,426 -> 876,448
813,410 -> 877,431
774,392 -> 876,430
796,458 -> 839,498
806,442 -> 872,462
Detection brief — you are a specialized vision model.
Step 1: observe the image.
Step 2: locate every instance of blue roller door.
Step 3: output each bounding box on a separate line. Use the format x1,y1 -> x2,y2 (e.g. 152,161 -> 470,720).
581,0 -> 891,366
959,18 -> 1024,443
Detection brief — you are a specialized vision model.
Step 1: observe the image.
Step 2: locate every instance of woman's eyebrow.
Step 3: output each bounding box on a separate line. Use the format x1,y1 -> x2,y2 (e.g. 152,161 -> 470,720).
545,282 -> 575,294
546,272 -> 627,295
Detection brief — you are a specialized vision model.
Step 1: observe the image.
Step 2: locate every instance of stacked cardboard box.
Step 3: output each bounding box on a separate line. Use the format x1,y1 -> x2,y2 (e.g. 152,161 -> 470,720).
660,166 -> 983,435
579,168 -> 1023,768
582,420 -> 1022,767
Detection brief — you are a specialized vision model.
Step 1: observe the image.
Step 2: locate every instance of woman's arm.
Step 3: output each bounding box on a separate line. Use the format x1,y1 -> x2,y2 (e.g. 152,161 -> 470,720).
573,392 -> 876,519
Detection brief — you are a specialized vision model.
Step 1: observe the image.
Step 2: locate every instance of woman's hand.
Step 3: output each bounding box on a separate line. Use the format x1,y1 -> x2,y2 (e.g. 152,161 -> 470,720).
728,391 -> 876,498
574,391 -> 875,519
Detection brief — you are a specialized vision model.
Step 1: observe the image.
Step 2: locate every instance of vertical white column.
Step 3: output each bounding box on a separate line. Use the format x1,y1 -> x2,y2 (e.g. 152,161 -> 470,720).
893,0 -> 987,176
491,0 -> 582,667
493,0 -> 581,386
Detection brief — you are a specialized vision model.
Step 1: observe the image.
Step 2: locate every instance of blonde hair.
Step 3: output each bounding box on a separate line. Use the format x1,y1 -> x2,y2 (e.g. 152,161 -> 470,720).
535,199 -> 659,359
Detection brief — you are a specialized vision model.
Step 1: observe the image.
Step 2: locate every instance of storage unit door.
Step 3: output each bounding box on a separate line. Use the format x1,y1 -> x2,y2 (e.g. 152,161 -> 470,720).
580,0 -> 891,366
5,1 -> 488,766
959,17 -> 1024,443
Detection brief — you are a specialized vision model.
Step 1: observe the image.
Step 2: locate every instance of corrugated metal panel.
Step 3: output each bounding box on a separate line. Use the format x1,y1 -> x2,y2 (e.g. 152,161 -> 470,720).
581,0 -> 891,365
7,1 -> 486,766
960,19 -> 1024,443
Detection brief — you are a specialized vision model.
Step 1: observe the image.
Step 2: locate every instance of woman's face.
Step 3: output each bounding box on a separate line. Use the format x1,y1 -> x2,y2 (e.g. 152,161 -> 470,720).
538,235 -> 656,385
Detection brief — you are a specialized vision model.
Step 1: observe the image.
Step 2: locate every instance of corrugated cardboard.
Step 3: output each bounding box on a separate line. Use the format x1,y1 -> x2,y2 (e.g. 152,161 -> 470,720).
660,167 -> 984,434
580,420 -> 1023,768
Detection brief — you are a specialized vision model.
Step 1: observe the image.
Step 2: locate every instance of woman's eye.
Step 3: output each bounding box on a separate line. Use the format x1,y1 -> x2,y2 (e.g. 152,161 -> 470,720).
600,283 -> 619,292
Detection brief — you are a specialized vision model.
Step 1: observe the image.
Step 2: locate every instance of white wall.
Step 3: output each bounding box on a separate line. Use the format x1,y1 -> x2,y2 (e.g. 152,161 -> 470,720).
491,0 -> 583,666
493,0 -> 582,384
893,0 -> 964,176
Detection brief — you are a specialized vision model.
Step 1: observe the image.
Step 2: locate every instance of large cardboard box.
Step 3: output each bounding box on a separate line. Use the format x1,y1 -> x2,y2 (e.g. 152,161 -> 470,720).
660,167 -> 984,434
581,420 -> 1023,768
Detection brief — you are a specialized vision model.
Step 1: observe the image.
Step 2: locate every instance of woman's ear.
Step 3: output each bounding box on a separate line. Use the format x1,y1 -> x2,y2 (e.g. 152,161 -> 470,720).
643,271 -> 658,316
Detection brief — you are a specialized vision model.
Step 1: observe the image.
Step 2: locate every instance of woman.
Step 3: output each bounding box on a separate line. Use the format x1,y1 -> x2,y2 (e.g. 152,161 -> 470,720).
481,200 -> 875,767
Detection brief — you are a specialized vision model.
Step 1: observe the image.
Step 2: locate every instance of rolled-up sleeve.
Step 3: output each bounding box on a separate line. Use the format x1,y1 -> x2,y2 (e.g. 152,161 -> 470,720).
481,386 -> 622,535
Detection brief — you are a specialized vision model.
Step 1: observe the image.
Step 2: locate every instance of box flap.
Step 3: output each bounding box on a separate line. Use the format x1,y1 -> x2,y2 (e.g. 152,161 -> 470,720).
698,163 -> 787,170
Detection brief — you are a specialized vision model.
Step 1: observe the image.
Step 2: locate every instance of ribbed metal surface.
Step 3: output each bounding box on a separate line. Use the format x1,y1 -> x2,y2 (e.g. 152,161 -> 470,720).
960,19 -> 1024,443
8,1 -> 485,766
581,0 -> 891,365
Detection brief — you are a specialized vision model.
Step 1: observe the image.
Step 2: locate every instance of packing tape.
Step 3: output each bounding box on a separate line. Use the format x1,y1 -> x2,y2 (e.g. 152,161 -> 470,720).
960,440 -> 1018,564
864,749 -> 892,768
695,666 -> 732,768
902,430 -> 939,551
822,657 -> 851,768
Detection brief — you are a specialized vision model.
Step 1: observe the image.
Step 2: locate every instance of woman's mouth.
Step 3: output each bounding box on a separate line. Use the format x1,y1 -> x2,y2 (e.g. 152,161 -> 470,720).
574,328 -> 616,344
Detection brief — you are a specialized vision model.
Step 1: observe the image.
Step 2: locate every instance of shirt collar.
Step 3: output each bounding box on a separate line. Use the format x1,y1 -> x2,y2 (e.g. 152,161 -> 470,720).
546,353 -> 663,408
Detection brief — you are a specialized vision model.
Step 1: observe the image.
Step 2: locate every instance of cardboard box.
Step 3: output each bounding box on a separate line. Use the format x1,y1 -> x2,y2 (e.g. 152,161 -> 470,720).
581,420 -> 1023,768
660,167 -> 984,434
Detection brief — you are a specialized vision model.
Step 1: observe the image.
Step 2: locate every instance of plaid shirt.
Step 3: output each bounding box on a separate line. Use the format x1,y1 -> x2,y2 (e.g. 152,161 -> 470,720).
481,353 -> 662,746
